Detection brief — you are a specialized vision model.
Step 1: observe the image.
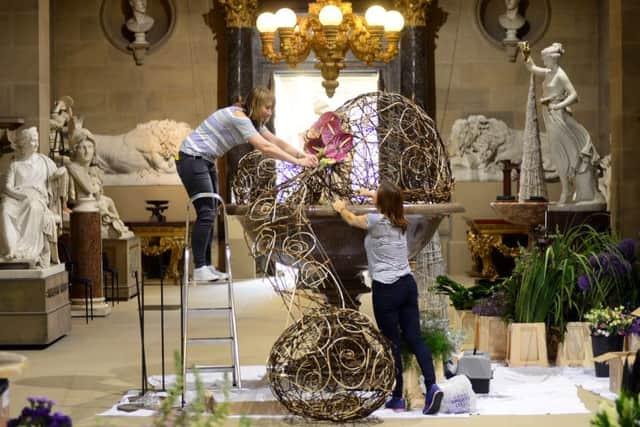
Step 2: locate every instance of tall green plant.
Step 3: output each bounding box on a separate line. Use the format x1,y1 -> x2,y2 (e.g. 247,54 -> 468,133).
503,225 -> 634,342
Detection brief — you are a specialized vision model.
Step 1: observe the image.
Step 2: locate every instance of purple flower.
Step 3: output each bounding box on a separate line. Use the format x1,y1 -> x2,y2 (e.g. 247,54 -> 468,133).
631,318 -> 640,336
618,238 -> 637,262
577,274 -> 591,291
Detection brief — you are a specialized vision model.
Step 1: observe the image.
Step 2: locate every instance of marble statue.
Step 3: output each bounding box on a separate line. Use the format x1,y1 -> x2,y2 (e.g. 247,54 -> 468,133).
0,127 -> 66,267
126,0 -> 154,38
90,119 -> 191,184
499,0 -> 525,42
49,96 -> 74,156
448,115 -> 557,182
65,127 -> 134,239
523,42 -> 605,207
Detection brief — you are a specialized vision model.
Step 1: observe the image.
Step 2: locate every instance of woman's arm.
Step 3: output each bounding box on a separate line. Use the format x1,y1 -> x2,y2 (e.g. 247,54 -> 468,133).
524,57 -> 549,76
247,133 -> 316,167
332,199 -> 368,230
261,128 -> 304,159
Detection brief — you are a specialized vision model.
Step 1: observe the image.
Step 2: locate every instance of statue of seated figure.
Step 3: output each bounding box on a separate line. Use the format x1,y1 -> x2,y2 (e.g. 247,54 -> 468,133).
65,128 -> 134,239
0,127 -> 66,267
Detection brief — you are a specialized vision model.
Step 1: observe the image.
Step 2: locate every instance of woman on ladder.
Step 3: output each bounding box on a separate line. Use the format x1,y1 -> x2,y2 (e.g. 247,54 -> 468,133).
177,87 -> 318,282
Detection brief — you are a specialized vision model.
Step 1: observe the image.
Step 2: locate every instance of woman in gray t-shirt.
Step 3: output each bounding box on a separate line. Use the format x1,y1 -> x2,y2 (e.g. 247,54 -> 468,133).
177,87 -> 318,282
332,182 -> 443,415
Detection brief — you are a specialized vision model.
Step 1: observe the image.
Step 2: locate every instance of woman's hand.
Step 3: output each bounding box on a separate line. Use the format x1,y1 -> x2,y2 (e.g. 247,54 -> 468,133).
332,199 -> 346,213
356,187 -> 374,197
296,153 -> 318,168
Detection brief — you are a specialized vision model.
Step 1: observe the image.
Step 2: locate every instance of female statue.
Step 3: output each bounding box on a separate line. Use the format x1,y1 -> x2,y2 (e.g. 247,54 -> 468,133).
66,128 -> 133,239
0,127 -> 66,267
522,42 -> 605,206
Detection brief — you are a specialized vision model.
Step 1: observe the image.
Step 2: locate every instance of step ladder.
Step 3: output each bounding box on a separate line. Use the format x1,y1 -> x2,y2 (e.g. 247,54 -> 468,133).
180,192 -> 241,405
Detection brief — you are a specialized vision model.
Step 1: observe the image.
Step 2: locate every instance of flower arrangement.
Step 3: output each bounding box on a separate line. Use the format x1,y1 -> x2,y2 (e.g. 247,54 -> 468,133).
8,397 -> 71,427
584,306 -> 634,337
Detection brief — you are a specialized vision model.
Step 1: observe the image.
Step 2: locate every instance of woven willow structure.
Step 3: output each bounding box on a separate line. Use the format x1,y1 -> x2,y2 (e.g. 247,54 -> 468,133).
231,92 -> 453,421
268,308 -> 395,422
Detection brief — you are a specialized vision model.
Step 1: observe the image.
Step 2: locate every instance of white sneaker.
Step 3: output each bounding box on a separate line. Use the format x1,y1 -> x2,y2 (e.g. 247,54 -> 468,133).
207,266 -> 229,281
193,266 -> 220,282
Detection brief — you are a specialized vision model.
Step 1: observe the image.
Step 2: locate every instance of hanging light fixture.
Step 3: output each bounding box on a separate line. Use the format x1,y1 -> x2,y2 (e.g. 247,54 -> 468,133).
256,1 -> 405,97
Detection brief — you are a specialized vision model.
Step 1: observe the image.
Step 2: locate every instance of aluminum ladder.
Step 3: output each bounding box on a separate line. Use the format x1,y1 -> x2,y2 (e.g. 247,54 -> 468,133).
180,192 -> 241,406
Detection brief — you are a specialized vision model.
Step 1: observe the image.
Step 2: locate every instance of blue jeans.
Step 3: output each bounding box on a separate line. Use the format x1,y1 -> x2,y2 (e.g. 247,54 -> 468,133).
176,153 -> 218,268
372,274 -> 436,398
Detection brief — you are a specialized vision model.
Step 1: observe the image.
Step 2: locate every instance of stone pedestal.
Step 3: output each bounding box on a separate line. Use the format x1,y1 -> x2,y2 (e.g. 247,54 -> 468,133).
545,209 -> 610,234
102,236 -> 142,300
70,209 -> 111,317
0,264 -> 70,346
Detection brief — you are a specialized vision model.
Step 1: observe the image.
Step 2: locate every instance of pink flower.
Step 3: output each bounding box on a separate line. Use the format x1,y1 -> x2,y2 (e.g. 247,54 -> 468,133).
304,112 -> 353,163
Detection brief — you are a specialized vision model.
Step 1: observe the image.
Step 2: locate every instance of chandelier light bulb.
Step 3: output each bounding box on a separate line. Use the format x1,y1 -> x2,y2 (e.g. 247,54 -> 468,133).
319,5 -> 343,26
256,12 -> 278,33
365,5 -> 386,27
384,10 -> 405,32
275,8 -> 297,29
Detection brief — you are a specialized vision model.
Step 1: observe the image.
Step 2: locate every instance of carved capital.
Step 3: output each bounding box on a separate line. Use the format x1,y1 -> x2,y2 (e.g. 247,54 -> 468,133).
393,0 -> 432,26
217,0 -> 258,28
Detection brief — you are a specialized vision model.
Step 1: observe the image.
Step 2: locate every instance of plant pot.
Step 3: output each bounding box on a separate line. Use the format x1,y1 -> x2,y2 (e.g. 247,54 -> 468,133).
591,334 -> 624,377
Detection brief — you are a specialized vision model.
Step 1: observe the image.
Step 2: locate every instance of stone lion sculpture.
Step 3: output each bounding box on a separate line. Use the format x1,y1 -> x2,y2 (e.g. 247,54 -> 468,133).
88,119 -> 192,176
448,115 -> 557,181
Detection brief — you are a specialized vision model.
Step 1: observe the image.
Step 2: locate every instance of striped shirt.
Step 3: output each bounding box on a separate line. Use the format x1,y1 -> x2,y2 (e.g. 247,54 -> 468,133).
180,106 -> 262,162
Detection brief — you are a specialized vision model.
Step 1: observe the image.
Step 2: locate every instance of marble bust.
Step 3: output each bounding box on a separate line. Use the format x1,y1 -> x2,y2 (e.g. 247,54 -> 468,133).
65,128 -> 134,239
126,0 -> 154,39
0,127 -> 66,267
499,0 -> 525,42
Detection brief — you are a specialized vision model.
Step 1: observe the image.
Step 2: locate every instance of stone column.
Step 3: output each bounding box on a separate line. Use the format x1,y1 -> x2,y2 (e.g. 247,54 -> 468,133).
0,0 -> 50,152
394,0 -> 429,110
218,0 -> 257,200
70,201 -> 110,317
609,0 -> 640,238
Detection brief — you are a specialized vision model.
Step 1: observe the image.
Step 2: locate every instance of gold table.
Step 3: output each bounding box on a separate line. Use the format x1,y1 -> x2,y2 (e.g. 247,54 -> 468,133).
128,222 -> 188,284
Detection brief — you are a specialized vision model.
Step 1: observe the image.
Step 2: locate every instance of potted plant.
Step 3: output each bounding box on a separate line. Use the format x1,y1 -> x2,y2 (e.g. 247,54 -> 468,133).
472,290 -> 509,359
501,226 -> 638,366
585,306 -> 633,377
435,275 -> 492,349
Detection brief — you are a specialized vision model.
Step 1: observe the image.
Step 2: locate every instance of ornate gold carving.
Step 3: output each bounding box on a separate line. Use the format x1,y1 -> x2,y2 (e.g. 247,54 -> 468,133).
130,224 -> 187,284
393,0 -> 432,26
466,222 -> 527,280
217,0 -> 258,28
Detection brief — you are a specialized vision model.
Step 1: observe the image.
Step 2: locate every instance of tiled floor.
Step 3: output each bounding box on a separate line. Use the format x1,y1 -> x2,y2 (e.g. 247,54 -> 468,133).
7,279 -> 603,427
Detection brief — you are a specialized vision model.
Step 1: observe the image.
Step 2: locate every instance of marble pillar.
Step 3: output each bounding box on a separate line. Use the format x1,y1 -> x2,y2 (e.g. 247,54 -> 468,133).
400,25 -> 428,110
70,207 -> 110,317
224,26 -> 254,199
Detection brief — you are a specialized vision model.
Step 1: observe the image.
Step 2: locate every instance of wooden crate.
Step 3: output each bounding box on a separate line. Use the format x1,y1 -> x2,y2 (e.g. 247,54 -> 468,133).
556,322 -> 593,367
475,316 -> 508,360
449,309 -> 477,350
506,322 -> 548,367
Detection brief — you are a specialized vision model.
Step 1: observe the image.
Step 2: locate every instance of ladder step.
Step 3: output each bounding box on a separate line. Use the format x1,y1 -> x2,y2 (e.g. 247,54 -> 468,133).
187,337 -> 233,345
187,307 -> 232,312
188,365 -> 235,373
188,280 -> 231,285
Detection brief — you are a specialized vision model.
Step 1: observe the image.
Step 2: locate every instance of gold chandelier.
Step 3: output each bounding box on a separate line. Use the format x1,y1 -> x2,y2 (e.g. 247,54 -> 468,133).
256,1 -> 405,97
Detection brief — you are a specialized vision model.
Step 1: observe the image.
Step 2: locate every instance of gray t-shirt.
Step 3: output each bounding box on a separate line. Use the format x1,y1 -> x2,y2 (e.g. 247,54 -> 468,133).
364,213 -> 411,284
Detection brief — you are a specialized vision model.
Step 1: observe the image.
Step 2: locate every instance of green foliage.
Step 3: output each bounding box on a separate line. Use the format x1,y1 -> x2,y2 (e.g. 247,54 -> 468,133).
502,225 -> 634,341
592,392 -> 640,427
435,275 -> 492,310
402,327 -> 454,366
152,350 -> 235,427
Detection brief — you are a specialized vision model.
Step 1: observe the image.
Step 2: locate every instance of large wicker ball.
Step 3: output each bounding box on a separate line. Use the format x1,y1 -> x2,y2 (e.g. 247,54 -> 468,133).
267,308 -> 395,421
232,91 -> 453,205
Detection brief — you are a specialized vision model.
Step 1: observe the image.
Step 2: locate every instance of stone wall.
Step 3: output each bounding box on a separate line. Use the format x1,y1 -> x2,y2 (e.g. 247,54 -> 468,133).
0,0 -> 50,150
43,0 -> 614,275
50,0 -> 220,222
434,0 -> 606,274
609,0 -> 640,239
